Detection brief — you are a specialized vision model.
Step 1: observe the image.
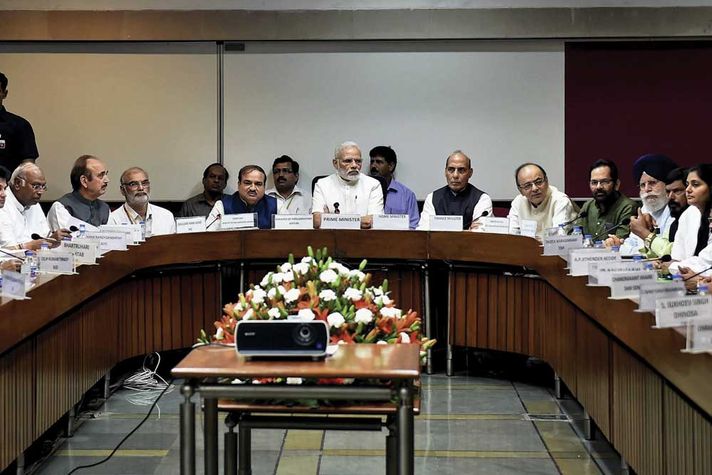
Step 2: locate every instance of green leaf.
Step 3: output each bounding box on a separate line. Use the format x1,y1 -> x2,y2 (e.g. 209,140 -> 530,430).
288,253 -> 295,265
307,246 -> 314,258
359,258 -> 367,271
382,279 -> 389,292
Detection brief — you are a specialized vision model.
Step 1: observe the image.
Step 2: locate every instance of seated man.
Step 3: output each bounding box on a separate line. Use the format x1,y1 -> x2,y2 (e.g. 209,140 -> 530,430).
579,159 -> 639,242
507,162 -> 577,237
417,150 -> 492,230
178,163 -> 228,217
48,154 -> 111,230
629,166 -> 688,258
369,146 -> 419,229
266,155 -> 311,215
108,167 -> 176,236
312,141 -> 383,229
207,165 -> 277,229
0,162 -> 71,250
0,165 -> 23,270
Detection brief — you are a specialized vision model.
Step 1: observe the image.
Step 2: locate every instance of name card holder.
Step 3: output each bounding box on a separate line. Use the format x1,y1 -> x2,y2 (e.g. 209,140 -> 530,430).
176,216 -> 206,234
588,260 -> 643,286
542,234 -> 582,257
321,214 -> 361,230
655,295 -> 712,329
1,269 -> 28,300
684,319 -> 712,353
38,250 -> 76,275
84,231 -> 129,254
372,214 -> 410,230
220,213 -> 257,231
568,249 -> 619,276
609,270 -> 656,299
100,224 -> 142,244
519,219 -> 538,238
479,217 -> 510,234
61,239 -> 100,265
636,281 -> 686,313
273,214 -> 314,230
429,215 -> 463,231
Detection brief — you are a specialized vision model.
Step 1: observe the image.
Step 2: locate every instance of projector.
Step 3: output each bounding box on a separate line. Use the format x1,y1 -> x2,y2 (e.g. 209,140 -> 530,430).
235,320 -> 329,359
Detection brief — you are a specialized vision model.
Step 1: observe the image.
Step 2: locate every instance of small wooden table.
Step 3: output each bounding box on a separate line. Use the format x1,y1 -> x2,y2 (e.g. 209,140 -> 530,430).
172,343 -> 421,475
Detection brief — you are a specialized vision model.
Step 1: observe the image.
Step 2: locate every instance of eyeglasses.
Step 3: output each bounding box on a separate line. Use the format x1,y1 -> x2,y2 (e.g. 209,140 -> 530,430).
18,177 -> 47,191
590,179 -> 614,187
518,177 -> 546,191
122,180 -> 150,190
639,179 -> 660,190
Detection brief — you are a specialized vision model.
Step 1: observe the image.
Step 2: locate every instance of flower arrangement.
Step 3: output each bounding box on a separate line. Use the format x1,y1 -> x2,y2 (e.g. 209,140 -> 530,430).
198,246 -> 435,361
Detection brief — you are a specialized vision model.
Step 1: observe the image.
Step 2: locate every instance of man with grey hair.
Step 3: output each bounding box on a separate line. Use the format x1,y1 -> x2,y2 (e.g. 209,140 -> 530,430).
417,150 -> 492,230
312,141 -> 384,229
108,167 -> 176,235
0,162 -> 71,249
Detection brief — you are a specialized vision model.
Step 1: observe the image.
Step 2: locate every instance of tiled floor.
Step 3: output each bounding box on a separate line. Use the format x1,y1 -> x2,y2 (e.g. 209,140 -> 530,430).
33,374 -> 621,475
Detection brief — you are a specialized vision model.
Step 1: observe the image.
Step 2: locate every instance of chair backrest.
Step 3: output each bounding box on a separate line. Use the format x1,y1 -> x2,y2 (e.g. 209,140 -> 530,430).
311,175 -> 327,194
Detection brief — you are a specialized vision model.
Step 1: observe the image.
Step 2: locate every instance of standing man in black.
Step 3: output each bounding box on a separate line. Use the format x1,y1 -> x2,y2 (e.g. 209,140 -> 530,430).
0,72 -> 39,172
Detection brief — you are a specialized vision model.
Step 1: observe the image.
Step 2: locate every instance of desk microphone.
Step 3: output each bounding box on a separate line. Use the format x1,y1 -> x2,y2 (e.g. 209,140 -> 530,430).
561,210 -> 588,228
31,233 -> 60,244
682,265 -> 712,281
472,210 -> 489,223
641,254 -> 672,263
69,226 -> 79,232
206,213 -> 221,230
333,202 -> 340,214
0,248 -> 25,262
592,217 -> 631,241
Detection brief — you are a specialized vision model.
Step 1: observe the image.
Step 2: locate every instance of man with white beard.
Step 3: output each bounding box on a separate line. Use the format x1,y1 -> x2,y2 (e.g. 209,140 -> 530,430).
312,141 -> 384,229
614,154 -> 678,255
108,167 -> 176,235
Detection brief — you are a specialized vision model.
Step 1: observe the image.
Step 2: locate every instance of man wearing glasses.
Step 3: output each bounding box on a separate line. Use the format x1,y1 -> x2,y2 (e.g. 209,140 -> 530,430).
108,167 -> 176,236
47,155 -> 111,230
507,163 -> 578,238
580,159 -> 639,241
266,155 -> 311,215
0,162 -> 71,249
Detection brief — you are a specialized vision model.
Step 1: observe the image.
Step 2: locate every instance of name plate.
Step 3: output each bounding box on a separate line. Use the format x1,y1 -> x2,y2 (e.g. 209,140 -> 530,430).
685,319 -> 712,353
655,295 -> 712,328
221,213 -> 257,230
38,250 -> 75,275
480,217 -> 510,234
372,214 -> 410,230
321,214 -> 361,230
609,271 -> 656,299
637,281 -> 686,313
273,214 -> 314,230
543,234 -> 582,257
176,216 -> 206,234
61,240 -> 99,265
568,249 -> 619,276
84,231 -> 128,253
588,261 -> 643,286
1,270 -> 27,300
100,224 -> 142,244
519,219 -> 538,238
429,215 -> 463,231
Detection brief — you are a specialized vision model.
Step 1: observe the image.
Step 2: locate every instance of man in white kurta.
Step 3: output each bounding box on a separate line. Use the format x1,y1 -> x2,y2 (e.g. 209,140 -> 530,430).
108,167 -> 175,236
312,141 -> 383,229
507,163 -> 578,238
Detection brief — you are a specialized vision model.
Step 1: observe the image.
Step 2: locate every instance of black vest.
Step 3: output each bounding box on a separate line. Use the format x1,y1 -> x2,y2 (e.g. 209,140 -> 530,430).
58,191 -> 110,227
432,184 -> 485,230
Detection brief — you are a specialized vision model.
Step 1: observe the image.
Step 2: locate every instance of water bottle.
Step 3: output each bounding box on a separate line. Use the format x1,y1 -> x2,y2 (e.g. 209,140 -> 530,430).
40,241 -> 49,252
583,234 -> 594,248
698,282 -> 709,296
633,255 -> 643,263
78,223 -> 86,238
594,240 -> 604,249
557,224 -> 567,236
671,272 -> 683,283
572,226 -> 583,235
24,250 -> 38,281
610,245 -> 620,253
644,262 -> 654,271
139,220 -> 146,240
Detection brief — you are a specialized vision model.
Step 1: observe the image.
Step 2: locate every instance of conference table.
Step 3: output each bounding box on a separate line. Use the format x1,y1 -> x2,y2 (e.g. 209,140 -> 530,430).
0,229 -> 710,475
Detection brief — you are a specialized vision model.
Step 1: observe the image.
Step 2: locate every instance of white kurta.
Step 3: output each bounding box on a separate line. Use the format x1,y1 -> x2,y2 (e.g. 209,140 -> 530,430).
108,203 -> 176,236
417,190 -> 493,231
669,206 -> 711,275
507,185 -> 578,238
311,174 -> 383,216
620,203 -> 673,255
0,189 -> 50,247
266,185 -> 311,215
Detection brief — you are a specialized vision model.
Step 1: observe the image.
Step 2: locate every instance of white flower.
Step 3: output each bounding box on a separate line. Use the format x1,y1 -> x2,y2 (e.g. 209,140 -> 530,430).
298,308 -> 315,321
234,302 -> 245,312
282,272 -> 294,282
319,289 -> 337,301
400,332 -> 411,343
349,269 -> 366,282
267,287 -> 280,300
372,287 -> 384,296
329,262 -> 350,276
267,308 -> 281,319
343,287 -> 363,302
380,307 -> 402,319
327,312 -> 345,328
280,262 -> 292,273
260,273 -> 272,287
292,262 -> 310,275
376,340 -> 387,345
301,256 -> 312,264
242,308 -> 255,320
215,327 -> 224,340
320,269 -> 338,284
271,273 -> 284,284
374,294 -> 393,306
286,377 -> 303,385
284,288 -> 301,304
251,288 -> 267,305
354,308 -> 373,324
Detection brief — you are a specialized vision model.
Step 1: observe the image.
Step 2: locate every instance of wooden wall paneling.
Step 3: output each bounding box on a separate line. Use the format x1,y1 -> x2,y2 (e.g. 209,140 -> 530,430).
150,277 -> 162,351
159,275 -> 172,351
574,314 -> 611,439
204,270 -> 221,334
505,276 -> 517,353
475,274 -> 488,349
663,384 -> 696,475
80,293 -> 119,391
180,273 -> 196,347
539,286 -> 577,394
169,274 -> 182,349
0,340 -> 35,472
693,407 -> 712,475
495,275 -> 507,350
451,271 -> 468,347
465,272 -> 478,348
142,279 -> 154,356
611,343 -> 663,475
